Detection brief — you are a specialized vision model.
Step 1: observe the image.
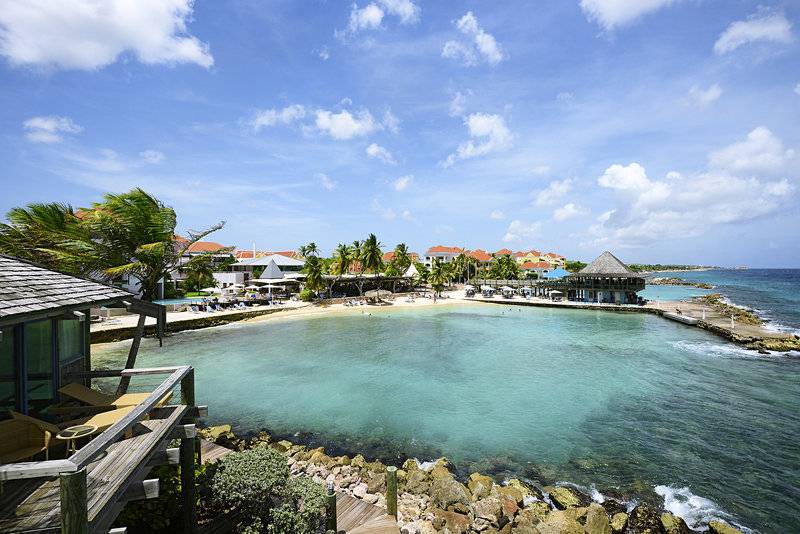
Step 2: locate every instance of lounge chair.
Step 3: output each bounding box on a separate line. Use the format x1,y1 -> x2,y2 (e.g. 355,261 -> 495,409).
0,419 -> 52,462
58,382 -> 173,408
12,405 -> 136,434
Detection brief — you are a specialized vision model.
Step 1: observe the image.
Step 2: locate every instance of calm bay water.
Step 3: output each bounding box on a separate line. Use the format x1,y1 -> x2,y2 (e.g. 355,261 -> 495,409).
93,300 -> 800,533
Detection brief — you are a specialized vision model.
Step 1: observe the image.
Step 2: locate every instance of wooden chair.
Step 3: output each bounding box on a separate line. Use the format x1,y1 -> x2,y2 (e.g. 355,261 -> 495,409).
0,419 -> 51,462
58,383 -> 173,409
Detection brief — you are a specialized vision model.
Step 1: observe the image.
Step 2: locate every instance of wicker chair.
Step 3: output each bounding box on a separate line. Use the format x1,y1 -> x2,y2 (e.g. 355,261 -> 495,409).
0,419 -> 51,463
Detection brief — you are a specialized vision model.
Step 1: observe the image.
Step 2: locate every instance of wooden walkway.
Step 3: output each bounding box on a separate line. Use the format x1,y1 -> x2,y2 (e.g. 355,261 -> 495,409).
199,440 -> 398,533
0,405 -> 186,533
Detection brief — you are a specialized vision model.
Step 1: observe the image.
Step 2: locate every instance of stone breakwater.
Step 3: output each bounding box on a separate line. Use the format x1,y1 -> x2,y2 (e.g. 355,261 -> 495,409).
199,426 -> 745,534
649,278 -> 715,290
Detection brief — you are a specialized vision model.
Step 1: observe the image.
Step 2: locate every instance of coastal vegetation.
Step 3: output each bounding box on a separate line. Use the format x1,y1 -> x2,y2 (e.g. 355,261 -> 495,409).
0,188 -> 223,300
649,277 -> 714,289
629,263 -> 714,273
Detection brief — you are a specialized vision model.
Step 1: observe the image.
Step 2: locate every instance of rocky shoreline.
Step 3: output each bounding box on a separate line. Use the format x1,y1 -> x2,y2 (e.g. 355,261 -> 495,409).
199,425 -> 745,534
648,278 -> 714,290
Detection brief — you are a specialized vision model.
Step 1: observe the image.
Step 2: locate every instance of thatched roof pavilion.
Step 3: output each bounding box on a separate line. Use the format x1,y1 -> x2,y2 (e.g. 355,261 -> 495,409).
566,251 -> 645,304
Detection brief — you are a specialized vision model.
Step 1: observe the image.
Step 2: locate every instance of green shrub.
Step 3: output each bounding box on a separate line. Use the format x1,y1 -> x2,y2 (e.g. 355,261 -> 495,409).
210,446 -> 326,533
298,288 -> 316,302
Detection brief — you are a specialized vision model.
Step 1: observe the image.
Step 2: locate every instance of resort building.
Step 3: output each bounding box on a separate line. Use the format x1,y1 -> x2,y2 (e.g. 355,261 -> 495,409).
382,251 -> 420,263
564,251 -> 644,304
494,248 -> 513,256
543,252 -> 566,268
520,260 -> 552,278
234,249 -> 301,260
0,255 -> 199,532
231,253 -> 305,277
467,249 -> 492,264
171,239 -> 235,284
423,246 -> 464,267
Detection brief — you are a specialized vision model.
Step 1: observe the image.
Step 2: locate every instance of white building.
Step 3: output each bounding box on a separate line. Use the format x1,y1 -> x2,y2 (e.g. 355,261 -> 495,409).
423,246 -> 463,267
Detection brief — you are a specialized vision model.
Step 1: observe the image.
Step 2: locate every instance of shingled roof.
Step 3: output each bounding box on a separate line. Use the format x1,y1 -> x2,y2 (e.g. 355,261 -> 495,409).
575,251 -> 640,277
0,254 -> 133,322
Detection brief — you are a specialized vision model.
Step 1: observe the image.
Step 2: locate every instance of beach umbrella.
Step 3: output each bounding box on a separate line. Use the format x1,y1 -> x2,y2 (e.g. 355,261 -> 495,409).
464,284 -> 475,290
200,287 -> 221,294
245,285 -> 261,290
500,286 -> 513,291
365,289 -> 392,299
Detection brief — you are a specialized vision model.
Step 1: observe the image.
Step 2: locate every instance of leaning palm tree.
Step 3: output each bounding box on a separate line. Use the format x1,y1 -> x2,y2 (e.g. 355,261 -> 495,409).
302,255 -> 325,299
392,243 -> 412,271
299,242 -> 319,258
428,258 -> 448,297
0,188 -> 223,301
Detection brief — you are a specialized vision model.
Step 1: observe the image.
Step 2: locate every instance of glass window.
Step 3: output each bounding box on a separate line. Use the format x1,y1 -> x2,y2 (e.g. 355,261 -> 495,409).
58,319 -> 83,363
25,320 -> 53,410
0,327 -> 14,415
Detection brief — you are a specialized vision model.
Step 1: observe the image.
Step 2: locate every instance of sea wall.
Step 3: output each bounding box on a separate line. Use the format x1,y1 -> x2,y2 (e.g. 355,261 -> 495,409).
200,426 -> 744,534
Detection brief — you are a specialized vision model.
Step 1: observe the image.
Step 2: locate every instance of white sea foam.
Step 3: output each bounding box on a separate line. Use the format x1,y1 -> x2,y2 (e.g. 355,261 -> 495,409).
670,340 -> 771,359
413,459 -> 437,471
555,481 -> 606,503
655,485 -> 751,533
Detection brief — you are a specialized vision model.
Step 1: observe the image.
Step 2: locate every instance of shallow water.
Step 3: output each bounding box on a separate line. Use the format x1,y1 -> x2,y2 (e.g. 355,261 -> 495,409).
93,304 -> 800,533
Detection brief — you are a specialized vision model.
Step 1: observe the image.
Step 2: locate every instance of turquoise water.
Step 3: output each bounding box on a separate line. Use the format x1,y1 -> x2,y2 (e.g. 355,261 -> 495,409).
153,297 -> 206,305
93,304 -> 800,533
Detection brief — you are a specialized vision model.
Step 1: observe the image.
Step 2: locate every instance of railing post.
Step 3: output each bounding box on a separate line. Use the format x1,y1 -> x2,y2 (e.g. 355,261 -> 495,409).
180,368 -> 197,533
386,466 -> 398,518
60,468 -> 88,534
326,482 -> 337,532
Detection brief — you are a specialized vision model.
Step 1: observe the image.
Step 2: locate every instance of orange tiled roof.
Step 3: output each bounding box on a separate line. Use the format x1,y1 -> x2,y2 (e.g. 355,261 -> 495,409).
468,250 -> 492,262
544,252 -> 564,258
426,246 -> 464,254
521,261 -> 551,270
187,241 -> 226,253
383,251 -> 419,262
495,248 -> 513,256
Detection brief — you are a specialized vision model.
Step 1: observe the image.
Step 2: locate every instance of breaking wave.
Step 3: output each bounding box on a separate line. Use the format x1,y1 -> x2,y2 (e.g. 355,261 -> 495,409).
655,485 -> 751,533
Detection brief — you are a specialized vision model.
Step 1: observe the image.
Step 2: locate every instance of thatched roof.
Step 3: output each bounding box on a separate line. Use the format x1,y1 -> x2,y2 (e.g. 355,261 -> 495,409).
574,251 -> 639,278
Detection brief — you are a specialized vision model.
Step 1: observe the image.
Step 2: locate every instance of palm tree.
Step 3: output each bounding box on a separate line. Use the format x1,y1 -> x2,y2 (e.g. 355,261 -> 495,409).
361,234 -> 383,273
332,243 -> 352,276
392,243 -> 412,272
299,242 -> 319,258
428,258 -> 448,297
302,255 -> 325,299
183,254 -> 215,293
0,188 -> 224,301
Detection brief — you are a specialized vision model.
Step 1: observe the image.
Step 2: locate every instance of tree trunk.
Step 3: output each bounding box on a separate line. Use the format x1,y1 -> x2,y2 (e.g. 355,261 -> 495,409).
117,313 -> 146,395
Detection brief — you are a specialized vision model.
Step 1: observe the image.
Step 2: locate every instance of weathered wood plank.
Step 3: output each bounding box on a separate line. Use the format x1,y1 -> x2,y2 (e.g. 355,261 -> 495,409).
0,459 -> 77,481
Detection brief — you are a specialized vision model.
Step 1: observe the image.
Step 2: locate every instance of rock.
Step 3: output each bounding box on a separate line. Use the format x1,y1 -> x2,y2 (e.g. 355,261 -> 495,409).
201,424 -> 231,440
533,509 -> 584,534
353,482 -> 368,498
499,493 -> 519,520
627,505 -> 661,533
505,479 -> 541,501
609,512 -> 627,533
584,503 -> 611,534
433,508 -> 471,534
405,467 -> 431,495
363,493 -> 379,504
599,498 -> 627,517
660,512 -> 690,534
401,519 -> 437,534
474,497 -> 503,524
430,476 -> 471,509
469,473 -> 495,500
543,486 -> 587,509
366,471 -> 386,493
708,520 -> 744,534
352,454 -> 367,468
272,439 -> 293,452
514,502 -> 551,528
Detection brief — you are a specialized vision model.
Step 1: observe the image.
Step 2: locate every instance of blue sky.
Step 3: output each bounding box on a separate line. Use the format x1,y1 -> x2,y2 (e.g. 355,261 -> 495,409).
1,1 -> 799,267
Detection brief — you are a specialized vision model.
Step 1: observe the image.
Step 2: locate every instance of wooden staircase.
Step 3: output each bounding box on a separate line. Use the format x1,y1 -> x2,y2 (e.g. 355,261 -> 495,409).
348,516 -> 400,534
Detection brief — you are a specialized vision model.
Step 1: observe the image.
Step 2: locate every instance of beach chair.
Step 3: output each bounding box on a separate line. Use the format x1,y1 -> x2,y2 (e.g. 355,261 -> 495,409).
0,419 -> 52,462
58,383 -> 173,409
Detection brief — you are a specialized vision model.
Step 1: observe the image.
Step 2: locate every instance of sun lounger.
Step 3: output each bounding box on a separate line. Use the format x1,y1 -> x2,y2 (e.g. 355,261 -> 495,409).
59,383 -> 173,408
12,406 -> 135,434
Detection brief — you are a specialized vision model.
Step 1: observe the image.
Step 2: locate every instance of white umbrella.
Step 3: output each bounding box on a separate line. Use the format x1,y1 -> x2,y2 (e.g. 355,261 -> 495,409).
480,285 -> 495,291
365,289 -> 392,298
500,286 -> 513,291
245,285 -> 261,290
464,284 -> 475,290
200,287 -> 221,293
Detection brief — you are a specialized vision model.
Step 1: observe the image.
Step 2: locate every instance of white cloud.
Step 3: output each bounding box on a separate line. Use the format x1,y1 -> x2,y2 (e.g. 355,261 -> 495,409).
442,113 -> 512,167
23,115 -> 82,143
714,10 -> 793,55
315,109 -> 379,140
317,46 -> 330,60
589,127 -> 797,247
531,165 -> 551,176
490,210 -> 505,220
342,0 -> 419,36
580,0 -> 675,31
318,173 -> 337,191
0,0 -> 213,70
366,143 -> 397,165
687,84 -> 722,108
442,11 -> 504,67
382,109 -> 400,133
503,220 -> 541,242
449,91 -> 467,117
556,92 -> 574,103
553,203 -> 588,221
535,178 -> 572,206
371,198 -> 396,220
708,126 -> 795,175
401,209 -> 415,222
140,149 -> 165,164
250,105 -> 306,132
393,175 -> 412,191
378,0 -> 420,24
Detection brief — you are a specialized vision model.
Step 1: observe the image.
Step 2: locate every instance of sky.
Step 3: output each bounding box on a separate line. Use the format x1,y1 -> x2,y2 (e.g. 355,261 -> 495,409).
0,1 -> 799,267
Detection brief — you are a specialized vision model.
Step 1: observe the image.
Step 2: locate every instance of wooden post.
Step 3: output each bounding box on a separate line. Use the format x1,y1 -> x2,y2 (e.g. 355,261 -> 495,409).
386,466 -> 398,518
60,468 -> 88,534
117,314 -> 147,395
325,482 -> 337,532
180,369 -> 197,533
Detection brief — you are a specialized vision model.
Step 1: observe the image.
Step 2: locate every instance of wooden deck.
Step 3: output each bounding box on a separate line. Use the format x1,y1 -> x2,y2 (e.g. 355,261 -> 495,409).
200,438 -> 234,464
0,404 -> 187,533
